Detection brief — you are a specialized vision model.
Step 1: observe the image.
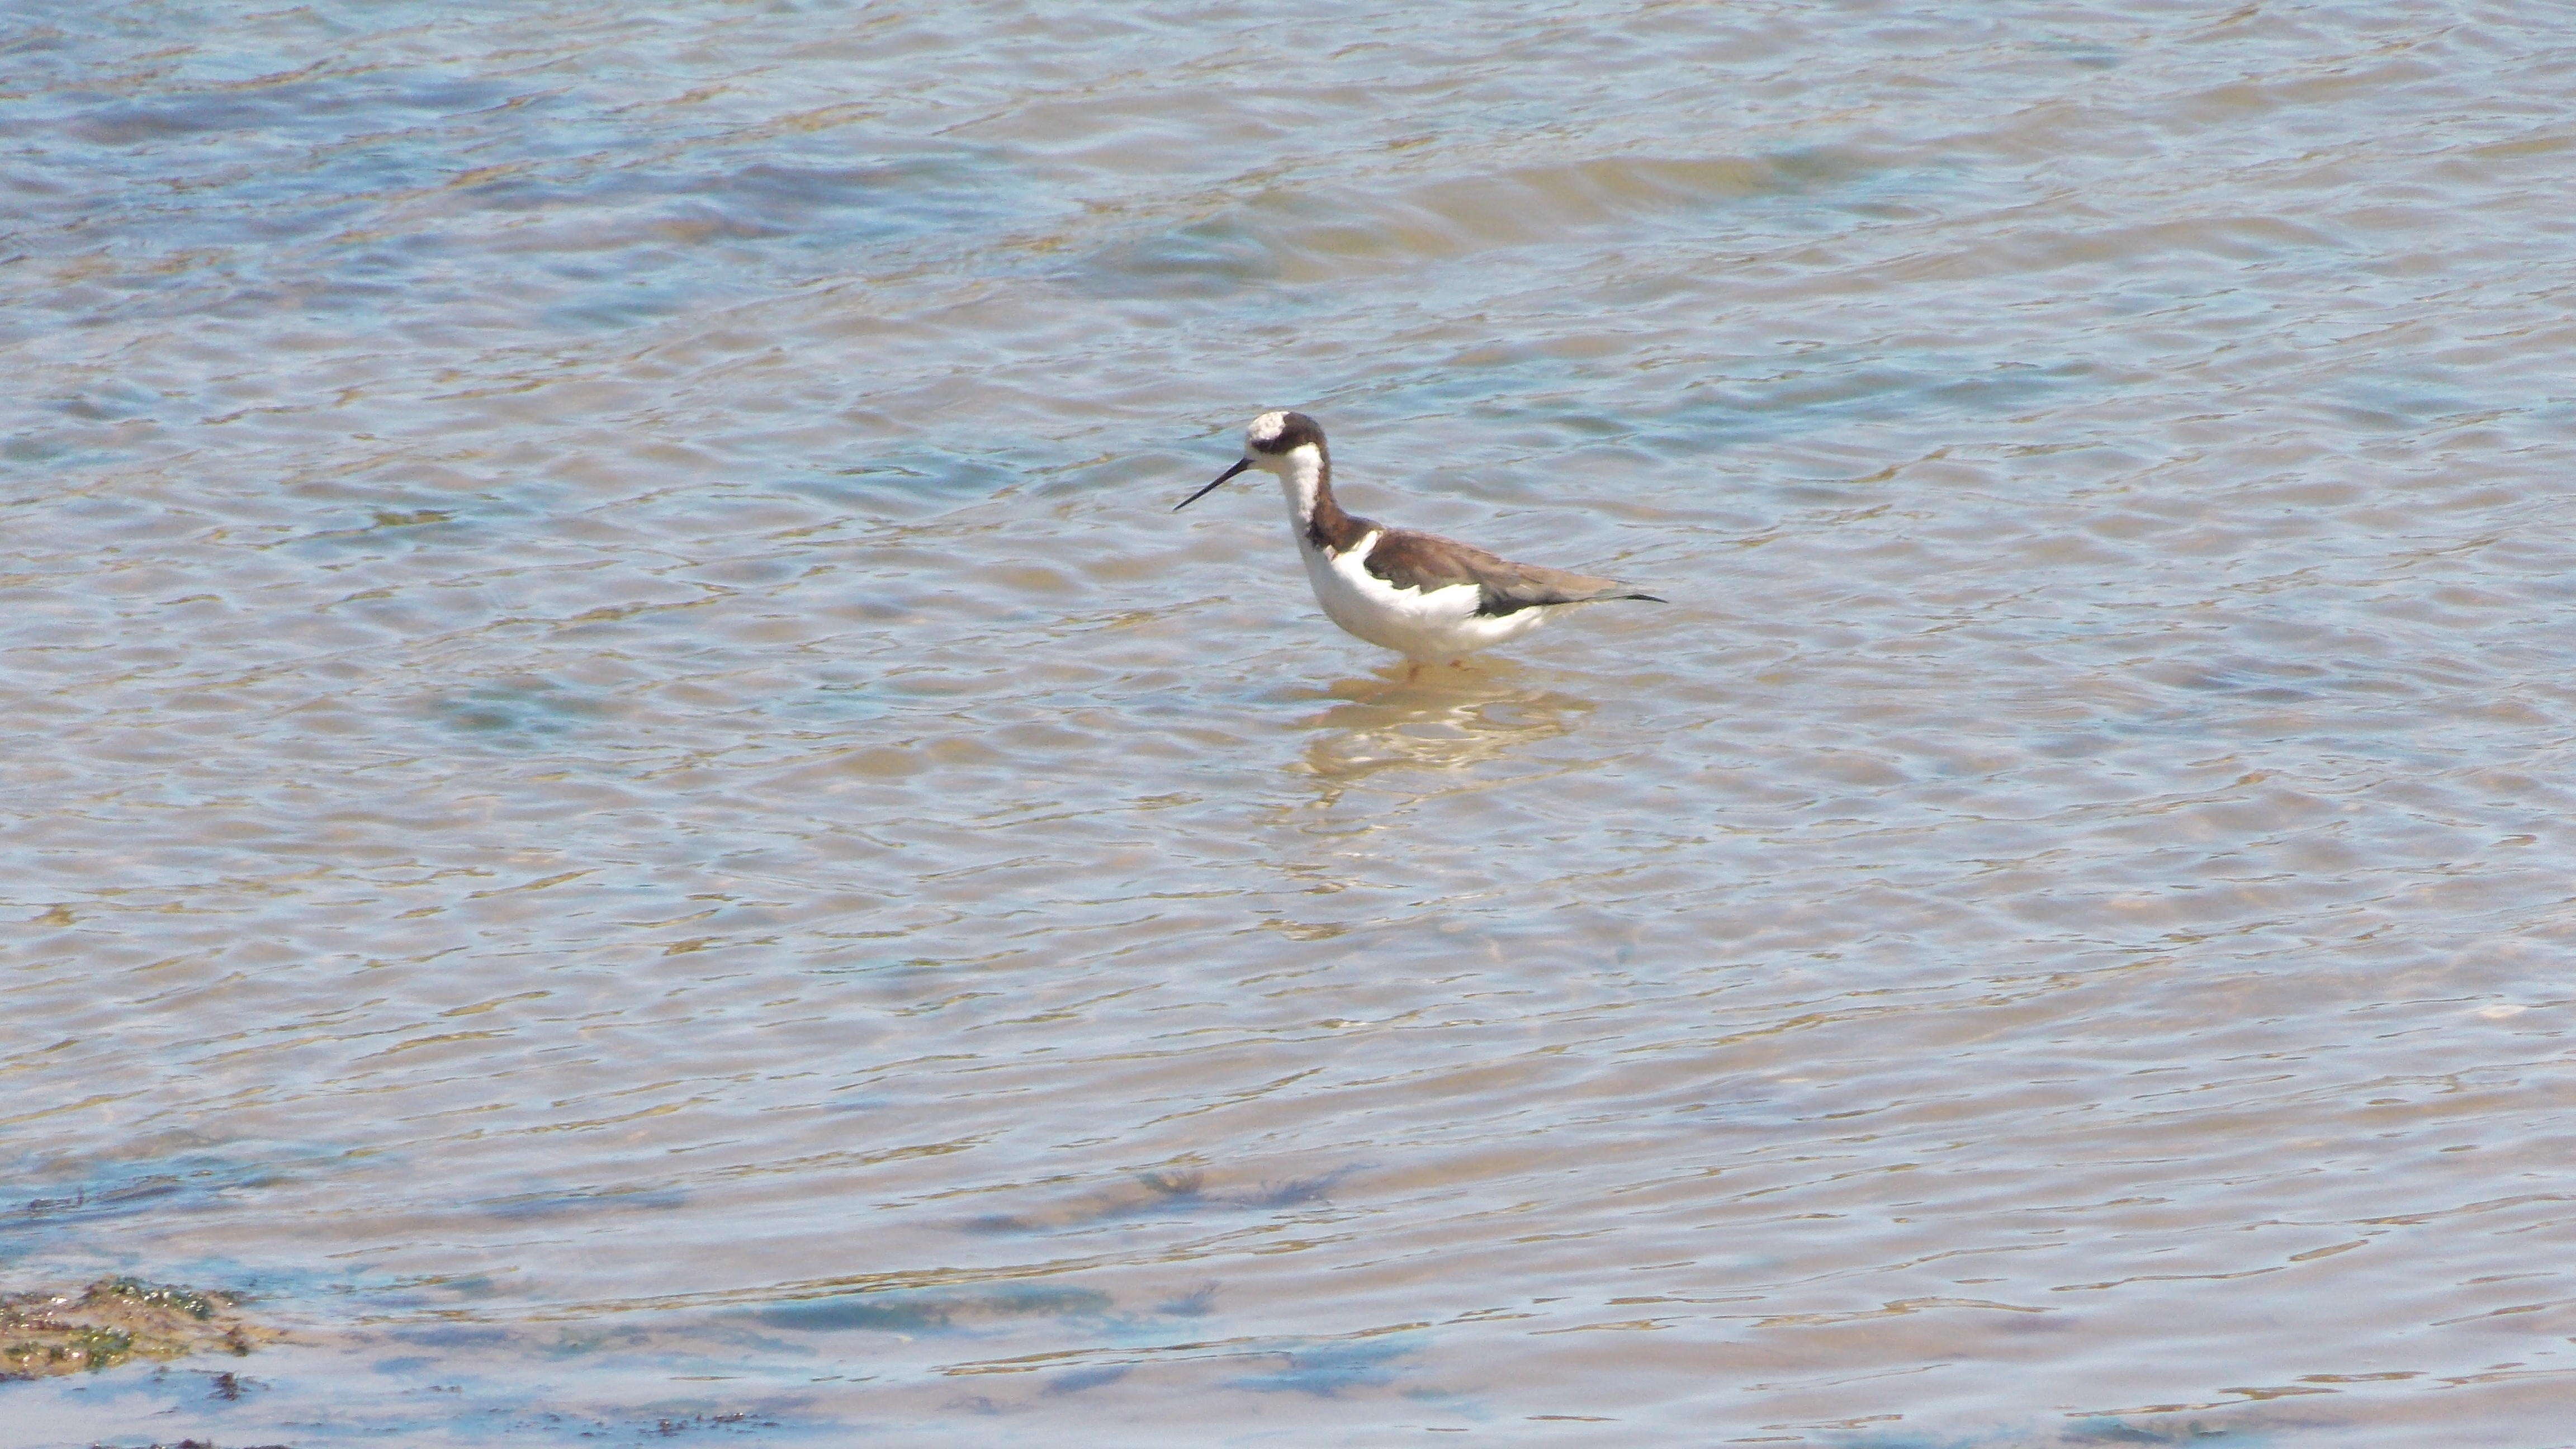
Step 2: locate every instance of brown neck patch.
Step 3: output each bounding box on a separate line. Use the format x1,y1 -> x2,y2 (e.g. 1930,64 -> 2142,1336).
1303,460 -> 1374,553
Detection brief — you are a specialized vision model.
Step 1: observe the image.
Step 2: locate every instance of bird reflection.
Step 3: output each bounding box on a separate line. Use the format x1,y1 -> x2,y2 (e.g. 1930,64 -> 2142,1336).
1292,664 -> 1594,801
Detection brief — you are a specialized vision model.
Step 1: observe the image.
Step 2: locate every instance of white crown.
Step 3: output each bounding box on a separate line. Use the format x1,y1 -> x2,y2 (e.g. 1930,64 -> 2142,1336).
1246,410 -> 1290,444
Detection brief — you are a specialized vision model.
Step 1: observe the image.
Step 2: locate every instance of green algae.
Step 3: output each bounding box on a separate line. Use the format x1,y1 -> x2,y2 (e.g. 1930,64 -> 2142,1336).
86,1276 -> 223,1320
0,1277 -> 279,1380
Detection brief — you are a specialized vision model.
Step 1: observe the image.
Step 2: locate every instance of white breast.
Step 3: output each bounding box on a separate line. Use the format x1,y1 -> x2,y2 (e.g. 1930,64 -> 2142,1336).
1296,531 -> 1550,661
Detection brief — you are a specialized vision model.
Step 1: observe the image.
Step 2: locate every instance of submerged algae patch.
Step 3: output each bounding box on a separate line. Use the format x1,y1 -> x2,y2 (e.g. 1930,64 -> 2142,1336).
0,1276 -> 281,1380
758,1282 -> 1114,1335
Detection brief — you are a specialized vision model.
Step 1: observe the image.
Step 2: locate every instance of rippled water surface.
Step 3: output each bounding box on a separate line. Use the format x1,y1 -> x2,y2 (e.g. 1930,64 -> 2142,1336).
7,1 -> 2576,1444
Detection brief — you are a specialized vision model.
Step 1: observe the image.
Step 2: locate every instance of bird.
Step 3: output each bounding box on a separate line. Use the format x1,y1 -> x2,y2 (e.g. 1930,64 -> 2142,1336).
1177,410 -> 1662,674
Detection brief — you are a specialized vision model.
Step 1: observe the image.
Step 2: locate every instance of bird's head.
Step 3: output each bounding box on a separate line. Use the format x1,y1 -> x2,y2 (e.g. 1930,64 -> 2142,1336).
1176,410 -> 1328,509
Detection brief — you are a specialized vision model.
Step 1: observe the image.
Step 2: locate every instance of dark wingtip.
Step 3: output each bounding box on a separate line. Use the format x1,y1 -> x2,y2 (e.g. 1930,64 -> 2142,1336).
1624,592 -> 1667,604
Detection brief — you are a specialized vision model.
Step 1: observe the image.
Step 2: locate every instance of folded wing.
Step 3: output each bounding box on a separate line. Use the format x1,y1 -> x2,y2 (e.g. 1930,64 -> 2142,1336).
1363,528 -> 1664,617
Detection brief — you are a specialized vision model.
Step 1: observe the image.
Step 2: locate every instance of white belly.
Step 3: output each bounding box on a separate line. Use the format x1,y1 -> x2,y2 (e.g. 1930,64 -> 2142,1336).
1298,531 -> 1549,661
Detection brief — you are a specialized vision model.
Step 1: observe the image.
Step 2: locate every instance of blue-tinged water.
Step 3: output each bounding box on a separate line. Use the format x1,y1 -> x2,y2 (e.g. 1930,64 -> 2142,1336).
6,2 -> 2576,1445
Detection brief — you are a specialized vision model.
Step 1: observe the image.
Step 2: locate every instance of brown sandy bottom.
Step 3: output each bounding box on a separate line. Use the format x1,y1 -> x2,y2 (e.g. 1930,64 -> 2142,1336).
1,1279 -> 281,1383
12,0 -> 2576,1446
8,1286 -> 2561,1449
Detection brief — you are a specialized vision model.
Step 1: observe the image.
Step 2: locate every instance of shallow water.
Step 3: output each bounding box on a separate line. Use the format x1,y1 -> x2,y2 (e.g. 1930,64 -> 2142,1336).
6,1 -> 2575,1444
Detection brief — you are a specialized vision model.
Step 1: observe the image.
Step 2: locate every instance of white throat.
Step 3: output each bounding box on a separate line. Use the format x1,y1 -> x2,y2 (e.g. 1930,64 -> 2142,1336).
1271,443 -> 1325,529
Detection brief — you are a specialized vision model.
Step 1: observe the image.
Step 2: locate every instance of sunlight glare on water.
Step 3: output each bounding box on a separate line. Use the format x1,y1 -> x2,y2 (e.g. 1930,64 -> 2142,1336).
4,1 -> 2575,1445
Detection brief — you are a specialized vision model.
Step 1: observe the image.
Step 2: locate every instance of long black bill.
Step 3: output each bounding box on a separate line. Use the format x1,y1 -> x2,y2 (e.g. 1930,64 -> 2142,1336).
1176,457 -> 1252,511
